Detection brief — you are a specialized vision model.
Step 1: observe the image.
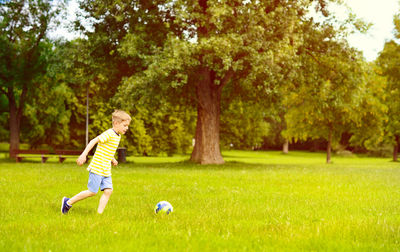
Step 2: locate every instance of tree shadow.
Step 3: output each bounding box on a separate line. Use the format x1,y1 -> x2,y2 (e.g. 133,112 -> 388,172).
118,159 -> 295,171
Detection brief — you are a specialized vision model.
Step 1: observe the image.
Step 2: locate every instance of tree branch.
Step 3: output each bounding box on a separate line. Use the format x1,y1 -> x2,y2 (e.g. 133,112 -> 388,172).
0,86 -> 8,97
305,49 -> 324,67
305,48 -> 346,80
217,68 -> 234,92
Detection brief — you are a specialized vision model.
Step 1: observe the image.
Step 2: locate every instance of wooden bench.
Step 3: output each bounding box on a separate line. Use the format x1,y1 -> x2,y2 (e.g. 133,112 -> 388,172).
55,149 -> 86,163
11,150 -> 50,163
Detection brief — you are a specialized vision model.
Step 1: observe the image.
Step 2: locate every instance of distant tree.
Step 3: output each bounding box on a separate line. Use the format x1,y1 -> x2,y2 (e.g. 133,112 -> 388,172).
56,38 -> 105,148
377,38 -> 400,161
67,0 -> 175,150
21,43 -> 75,148
0,0 -> 65,156
348,63 -> 387,157
283,20 -> 365,163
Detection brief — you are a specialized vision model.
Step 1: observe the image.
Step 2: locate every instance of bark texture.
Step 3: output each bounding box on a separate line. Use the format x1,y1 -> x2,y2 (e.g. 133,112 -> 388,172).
8,86 -> 26,158
190,68 -> 225,164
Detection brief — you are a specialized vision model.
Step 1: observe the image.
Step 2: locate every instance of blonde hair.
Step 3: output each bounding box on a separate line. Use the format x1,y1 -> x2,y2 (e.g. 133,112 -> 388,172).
112,110 -> 131,124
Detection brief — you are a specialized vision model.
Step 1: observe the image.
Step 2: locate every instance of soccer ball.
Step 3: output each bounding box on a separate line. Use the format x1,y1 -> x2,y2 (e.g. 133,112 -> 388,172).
154,201 -> 173,215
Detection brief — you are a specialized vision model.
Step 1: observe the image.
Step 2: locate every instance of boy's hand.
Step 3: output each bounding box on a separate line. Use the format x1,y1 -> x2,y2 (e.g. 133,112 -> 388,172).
76,155 -> 87,166
112,158 -> 118,166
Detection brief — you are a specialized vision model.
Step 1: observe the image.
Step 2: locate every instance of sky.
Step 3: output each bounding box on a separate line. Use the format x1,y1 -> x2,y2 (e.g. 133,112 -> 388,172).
339,0 -> 399,61
53,0 -> 400,62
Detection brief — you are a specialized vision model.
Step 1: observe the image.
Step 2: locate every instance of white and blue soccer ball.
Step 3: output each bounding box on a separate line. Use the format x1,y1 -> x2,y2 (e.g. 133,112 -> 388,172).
154,201 -> 173,215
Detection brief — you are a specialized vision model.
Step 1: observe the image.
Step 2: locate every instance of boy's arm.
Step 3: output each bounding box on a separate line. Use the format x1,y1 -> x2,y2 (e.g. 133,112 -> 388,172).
77,137 -> 100,166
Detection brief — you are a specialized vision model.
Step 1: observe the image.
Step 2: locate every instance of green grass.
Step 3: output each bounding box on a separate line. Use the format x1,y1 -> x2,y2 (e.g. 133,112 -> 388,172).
1,151 -> 399,251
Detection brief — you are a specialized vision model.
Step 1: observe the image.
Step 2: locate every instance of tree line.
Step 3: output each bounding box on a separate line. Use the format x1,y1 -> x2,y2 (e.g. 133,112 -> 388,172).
1,0 -> 400,164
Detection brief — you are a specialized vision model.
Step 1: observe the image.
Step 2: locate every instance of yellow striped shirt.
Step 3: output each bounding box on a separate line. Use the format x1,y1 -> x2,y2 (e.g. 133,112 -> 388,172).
87,128 -> 121,176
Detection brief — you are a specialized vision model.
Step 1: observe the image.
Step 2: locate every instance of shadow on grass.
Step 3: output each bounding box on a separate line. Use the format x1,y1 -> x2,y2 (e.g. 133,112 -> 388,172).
67,207 -> 98,216
118,159 -> 297,171
53,201 -> 96,216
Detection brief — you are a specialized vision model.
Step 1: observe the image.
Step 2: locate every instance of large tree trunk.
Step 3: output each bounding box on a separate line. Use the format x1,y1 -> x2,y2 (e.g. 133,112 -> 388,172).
8,90 -> 20,158
191,0 -> 233,164
8,86 -> 26,158
326,128 -> 333,163
190,68 -> 224,164
393,135 -> 400,162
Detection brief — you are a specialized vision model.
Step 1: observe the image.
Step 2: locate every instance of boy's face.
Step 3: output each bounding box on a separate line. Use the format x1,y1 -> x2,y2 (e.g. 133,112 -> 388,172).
114,120 -> 130,135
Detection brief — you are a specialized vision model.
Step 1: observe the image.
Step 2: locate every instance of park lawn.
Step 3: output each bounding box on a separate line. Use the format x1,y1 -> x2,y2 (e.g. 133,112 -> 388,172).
0,151 -> 399,251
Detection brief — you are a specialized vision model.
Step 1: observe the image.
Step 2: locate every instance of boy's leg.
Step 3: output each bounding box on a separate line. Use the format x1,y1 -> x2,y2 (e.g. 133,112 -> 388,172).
62,172 -> 101,214
97,176 -> 113,214
68,172 -> 102,205
68,190 -> 96,205
62,190 -> 96,214
97,188 -> 113,214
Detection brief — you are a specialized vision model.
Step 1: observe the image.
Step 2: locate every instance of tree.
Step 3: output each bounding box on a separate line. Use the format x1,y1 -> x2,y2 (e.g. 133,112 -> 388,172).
377,38 -> 400,161
0,0 -> 65,156
283,20 -> 365,163
20,40 -> 77,148
347,63 -> 387,157
66,0 -> 175,150
55,38 -> 106,149
117,0 -> 338,164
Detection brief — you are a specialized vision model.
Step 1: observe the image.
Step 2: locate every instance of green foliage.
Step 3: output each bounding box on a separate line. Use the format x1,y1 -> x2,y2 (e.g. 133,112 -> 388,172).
145,107 -> 194,156
0,0 -> 65,89
123,116 -> 152,156
68,0 -> 190,153
0,112 -> 7,141
22,81 -> 74,148
283,20 -> 365,151
114,0 -> 348,157
0,0 -> 66,151
220,100 -> 270,149
52,39 -> 98,148
16,39 -> 76,148
348,63 -> 388,150
121,104 -> 195,156
377,38 -> 400,147
88,102 -> 114,140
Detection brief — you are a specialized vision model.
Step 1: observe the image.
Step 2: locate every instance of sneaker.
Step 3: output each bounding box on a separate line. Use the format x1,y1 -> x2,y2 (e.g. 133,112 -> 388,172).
61,197 -> 72,214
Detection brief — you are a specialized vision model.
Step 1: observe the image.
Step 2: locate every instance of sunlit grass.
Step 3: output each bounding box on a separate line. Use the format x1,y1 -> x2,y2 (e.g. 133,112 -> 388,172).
1,151 -> 399,251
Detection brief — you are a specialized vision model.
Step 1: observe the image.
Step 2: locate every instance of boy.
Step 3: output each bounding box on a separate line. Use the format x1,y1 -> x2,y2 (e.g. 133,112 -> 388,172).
61,110 -> 131,214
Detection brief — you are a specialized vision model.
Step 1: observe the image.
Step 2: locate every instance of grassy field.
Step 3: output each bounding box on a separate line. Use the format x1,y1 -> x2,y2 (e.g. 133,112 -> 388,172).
1,150 -> 399,251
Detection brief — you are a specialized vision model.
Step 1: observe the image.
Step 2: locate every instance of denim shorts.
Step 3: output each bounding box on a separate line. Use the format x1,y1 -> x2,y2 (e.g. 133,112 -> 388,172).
87,172 -> 113,193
